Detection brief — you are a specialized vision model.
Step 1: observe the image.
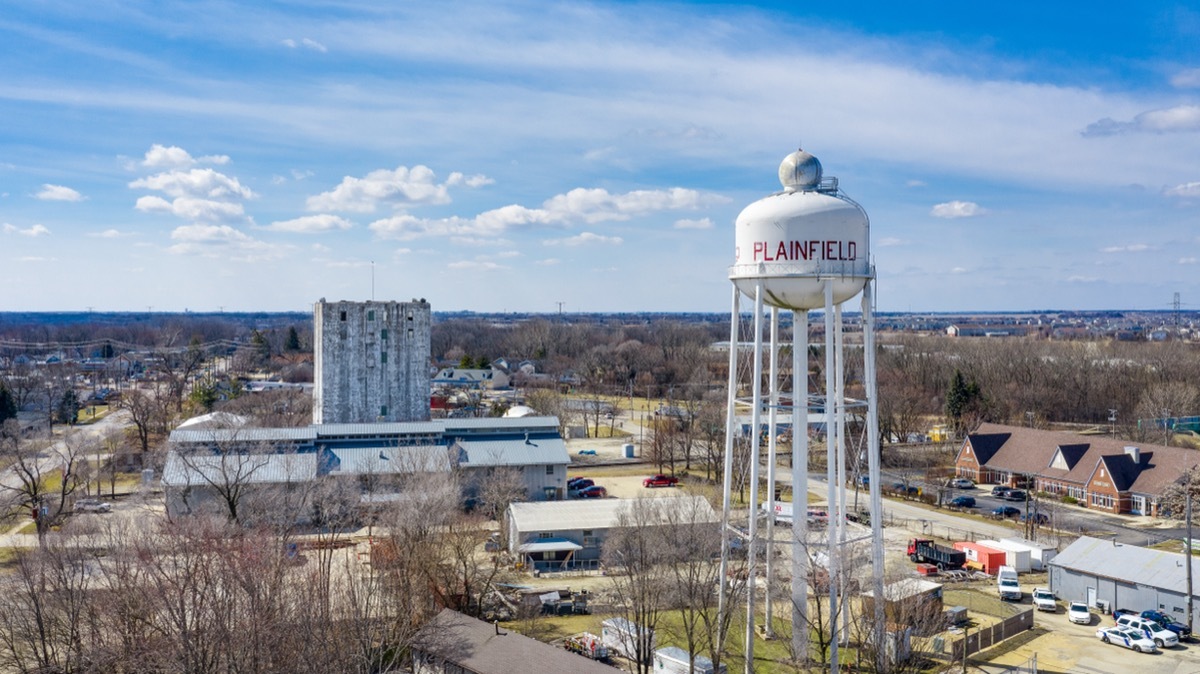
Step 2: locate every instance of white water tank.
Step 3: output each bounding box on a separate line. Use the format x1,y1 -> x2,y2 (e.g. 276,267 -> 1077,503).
730,148 -> 871,310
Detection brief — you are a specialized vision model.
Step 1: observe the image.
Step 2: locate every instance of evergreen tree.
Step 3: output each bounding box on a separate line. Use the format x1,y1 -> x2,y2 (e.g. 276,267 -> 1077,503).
285,325 -> 301,352
0,381 -> 16,426
945,369 -> 982,432
55,389 -> 80,425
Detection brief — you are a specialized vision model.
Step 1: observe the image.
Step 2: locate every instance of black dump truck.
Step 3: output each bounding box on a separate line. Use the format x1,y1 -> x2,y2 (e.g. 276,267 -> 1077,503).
906,538 -> 966,569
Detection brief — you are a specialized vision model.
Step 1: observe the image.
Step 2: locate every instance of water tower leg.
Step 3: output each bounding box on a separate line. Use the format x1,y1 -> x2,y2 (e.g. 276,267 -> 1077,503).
764,307 -> 780,638
863,281 -> 887,668
717,285 -> 740,658
823,282 -> 839,671
744,280 -> 765,673
791,310 -> 810,663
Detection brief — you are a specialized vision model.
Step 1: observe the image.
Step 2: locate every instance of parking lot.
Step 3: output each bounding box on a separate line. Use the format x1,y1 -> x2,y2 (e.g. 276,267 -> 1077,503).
981,599 -> 1198,672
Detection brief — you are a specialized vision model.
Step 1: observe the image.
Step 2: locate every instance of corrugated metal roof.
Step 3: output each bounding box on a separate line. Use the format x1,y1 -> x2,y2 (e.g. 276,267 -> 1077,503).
1050,536 -> 1200,593
328,446 -> 451,474
508,495 -> 717,532
457,437 -> 568,467
516,538 -> 583,554
446,416 -> 559,432
162,451 -> 317,487
168,427 -> 316,444
314,422 -> 446,437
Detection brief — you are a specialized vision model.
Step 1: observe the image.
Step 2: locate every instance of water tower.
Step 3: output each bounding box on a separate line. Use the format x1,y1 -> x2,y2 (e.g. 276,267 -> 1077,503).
716,148 -> 884,671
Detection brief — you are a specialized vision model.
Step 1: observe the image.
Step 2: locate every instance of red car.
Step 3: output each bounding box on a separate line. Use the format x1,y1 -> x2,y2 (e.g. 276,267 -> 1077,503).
577,485 -> 607,498
643,474 -> 679,488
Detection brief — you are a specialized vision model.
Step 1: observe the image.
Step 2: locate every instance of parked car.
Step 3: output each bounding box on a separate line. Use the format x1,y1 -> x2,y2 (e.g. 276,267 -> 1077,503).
1019,511 -> 1048,525
576,449 -> 597,456
643,474 -> 679,488
991,486 -> 1011,497
991,506 -> 1021,518
1096,626 -> 1158,653
890,482 -> 920,495
1140,610 -> 1192,639
567,476 -> 590,489
949,496 -> 976,508
74,498 -> 112,513
1003,489 -> 1028,502
568,478 -> 595,495
948,478 -> 975,489
576,485 -> 607,499
1068,602 -> 1092,625
1116,614 -> 1179,648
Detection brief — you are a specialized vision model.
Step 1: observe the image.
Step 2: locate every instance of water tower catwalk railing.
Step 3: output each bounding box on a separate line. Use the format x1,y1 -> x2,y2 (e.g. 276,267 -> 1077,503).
717,149 -> 885,674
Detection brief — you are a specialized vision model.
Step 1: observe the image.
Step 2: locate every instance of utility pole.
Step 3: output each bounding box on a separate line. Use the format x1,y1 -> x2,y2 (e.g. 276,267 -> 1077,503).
1108,409 -> 1117,437
1188,487 -> 1194,633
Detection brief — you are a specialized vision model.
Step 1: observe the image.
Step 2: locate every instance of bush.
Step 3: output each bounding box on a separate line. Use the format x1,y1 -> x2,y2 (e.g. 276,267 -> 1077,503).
1062,495 -> 1078,505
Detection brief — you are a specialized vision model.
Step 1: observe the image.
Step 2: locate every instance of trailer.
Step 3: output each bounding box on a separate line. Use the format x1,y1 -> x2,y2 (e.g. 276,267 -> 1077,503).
953,541 -> 1007,575
564,632 -> 608,660
998,537 -> 1057,571
652,646 -> 727,674
979,539 -> 1031,573
601,618 -> 655,664
907,539 -> 966,569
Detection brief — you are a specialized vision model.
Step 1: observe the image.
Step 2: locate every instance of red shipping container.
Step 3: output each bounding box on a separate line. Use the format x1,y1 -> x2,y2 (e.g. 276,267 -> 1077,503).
953,541 -> 1008,574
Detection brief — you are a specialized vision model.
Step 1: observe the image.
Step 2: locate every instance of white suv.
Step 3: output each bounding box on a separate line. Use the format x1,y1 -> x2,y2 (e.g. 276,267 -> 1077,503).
1116,615 -> 1180,648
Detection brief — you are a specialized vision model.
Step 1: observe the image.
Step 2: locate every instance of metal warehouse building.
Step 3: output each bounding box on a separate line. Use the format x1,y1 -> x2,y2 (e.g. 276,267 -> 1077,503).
1048,535 -> 1200,626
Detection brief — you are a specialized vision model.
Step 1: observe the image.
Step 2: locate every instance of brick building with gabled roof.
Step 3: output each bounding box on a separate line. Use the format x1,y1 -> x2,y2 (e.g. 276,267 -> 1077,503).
954,423 -> 1200,516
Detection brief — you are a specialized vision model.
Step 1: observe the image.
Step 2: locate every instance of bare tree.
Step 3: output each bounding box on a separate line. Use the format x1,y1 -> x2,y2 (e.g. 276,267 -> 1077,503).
604,498 -> 675,674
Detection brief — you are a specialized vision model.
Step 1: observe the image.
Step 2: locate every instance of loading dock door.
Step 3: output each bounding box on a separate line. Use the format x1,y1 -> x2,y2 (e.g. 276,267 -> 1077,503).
1087,586 -> 1097,608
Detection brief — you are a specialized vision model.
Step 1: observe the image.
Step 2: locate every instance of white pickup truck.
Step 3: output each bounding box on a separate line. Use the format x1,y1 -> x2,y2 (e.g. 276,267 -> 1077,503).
1032,587 -> 1056,612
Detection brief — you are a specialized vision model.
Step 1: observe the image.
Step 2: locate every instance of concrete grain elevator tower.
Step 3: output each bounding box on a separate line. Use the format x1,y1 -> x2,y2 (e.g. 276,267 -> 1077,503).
717,148 -> 884,672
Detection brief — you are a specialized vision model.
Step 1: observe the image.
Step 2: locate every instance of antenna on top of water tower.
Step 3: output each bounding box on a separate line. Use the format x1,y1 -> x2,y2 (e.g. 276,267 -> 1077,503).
371,261 -> 375,301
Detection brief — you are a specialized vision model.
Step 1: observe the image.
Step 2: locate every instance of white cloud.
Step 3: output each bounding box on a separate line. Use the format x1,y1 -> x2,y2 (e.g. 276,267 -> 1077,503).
1171,68 -> 1200,89
1100,243 -> 1150,253
317,259 -> 371,268
1083,105 -> 1200,136
130,168 -> 254,200
307,165 -> 461,212
446,172 -> 494,188
543,187 -> 727,224
263,214 -> 353,233
931,201 -> 986,218
1066,275 -> 1100,283
878,236 -> 907,247
16,256 -> 56,262
167,224 -> 281,260
282,38 -> 327,52
3,223 -> 50,237
495,250 -> 521,258
1179,257 -> 1197,265
369,186 -> 724,240
447,260 -> 507,271
310,243 -> 332,253
950,266 -> 967,274
1164,182 -> 1200,198
537,258 -> 561,266
35,184 -> 84,201
542,231 -> 623,246
135,195 -> 247,222
674,217 -> 714,230
450,236 -> 513,247
906,180 -> 927,188
141,144 -> 229,169
87,229 -> 128,238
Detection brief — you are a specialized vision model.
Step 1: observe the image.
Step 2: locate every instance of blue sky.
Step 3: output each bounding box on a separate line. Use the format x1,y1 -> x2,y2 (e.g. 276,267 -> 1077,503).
2,1 -> 1199,313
